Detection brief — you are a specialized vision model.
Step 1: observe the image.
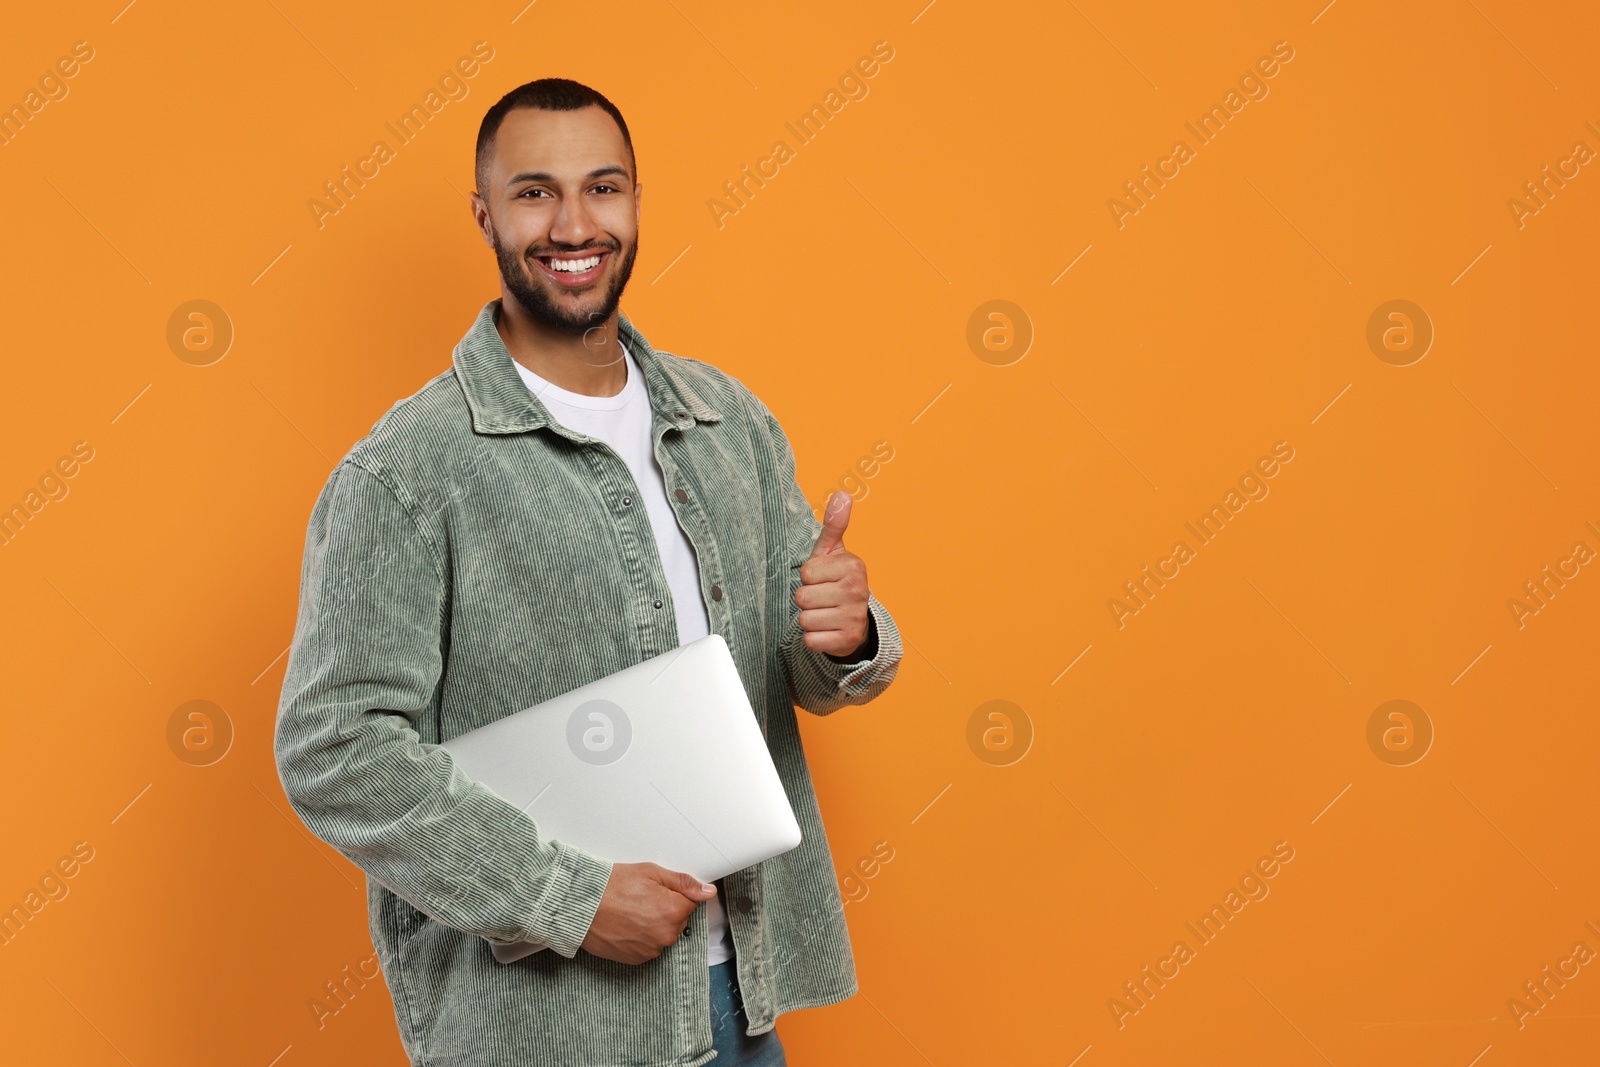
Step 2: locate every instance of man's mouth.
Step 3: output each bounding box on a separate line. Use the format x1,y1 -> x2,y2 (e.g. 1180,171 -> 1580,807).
533,250 -> 610,289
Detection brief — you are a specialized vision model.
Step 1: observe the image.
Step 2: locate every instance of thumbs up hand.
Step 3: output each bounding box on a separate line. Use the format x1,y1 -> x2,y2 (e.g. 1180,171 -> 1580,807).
795,490 -> 873,660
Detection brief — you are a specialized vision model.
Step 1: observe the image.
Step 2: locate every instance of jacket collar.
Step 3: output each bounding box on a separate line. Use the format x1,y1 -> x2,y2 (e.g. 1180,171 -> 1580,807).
453,298 -> 723,435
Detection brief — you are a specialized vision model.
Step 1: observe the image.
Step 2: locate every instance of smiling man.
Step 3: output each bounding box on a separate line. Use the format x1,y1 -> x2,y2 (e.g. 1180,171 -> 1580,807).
273,78 -> 904,1067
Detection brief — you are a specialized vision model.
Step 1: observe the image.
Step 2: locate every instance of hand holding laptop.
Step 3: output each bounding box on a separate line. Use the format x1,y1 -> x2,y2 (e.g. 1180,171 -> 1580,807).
581,861 -> 718,965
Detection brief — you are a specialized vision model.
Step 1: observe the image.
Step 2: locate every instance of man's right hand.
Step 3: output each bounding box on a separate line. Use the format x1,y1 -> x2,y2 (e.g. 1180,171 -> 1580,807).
580,861 -> 718,964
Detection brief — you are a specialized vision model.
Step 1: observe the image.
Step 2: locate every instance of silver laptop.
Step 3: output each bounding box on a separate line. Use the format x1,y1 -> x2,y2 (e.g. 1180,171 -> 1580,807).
440,633 -> 802,963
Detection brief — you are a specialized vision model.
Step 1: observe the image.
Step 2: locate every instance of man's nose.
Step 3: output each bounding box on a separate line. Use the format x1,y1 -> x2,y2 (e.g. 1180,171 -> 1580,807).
549,195 -> 600,247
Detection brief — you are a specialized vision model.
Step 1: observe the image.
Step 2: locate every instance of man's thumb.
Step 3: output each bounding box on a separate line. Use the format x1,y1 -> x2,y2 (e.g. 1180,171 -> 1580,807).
808,490 -> 852,559
667,868 -> 717,898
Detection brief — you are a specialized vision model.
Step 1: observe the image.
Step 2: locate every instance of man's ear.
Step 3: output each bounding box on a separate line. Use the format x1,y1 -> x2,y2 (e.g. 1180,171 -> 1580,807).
635,181 -> 643,224
470,192 -> 495,248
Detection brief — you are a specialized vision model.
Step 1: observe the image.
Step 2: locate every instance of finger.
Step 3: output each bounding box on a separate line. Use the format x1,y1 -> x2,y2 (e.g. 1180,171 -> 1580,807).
797,605 -> 864,633
794,577 -> 864,610
801,628 -> 866,656
807,491 -> 852,559
661,867 -> 717,898
799,549 -> 861,586
795,575 -> 869,617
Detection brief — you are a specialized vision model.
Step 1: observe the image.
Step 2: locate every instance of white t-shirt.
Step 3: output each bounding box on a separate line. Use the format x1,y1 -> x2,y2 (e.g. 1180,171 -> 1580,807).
511,339 -> 736,967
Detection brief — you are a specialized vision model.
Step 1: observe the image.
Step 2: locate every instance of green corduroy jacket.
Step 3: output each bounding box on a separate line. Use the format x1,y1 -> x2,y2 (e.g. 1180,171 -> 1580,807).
273,298 -> 904,1066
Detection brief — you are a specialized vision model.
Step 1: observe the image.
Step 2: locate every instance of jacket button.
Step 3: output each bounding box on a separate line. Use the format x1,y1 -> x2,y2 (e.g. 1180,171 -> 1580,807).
653,599 -> 663,609
674,488 -> 688,503
737,898 -> 752,913
711,585 -> 723,602
621,495 -> 632,507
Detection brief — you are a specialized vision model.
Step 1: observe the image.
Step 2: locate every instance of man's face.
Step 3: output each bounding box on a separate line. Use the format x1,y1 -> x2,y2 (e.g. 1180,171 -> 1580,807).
477,105 -> 640,338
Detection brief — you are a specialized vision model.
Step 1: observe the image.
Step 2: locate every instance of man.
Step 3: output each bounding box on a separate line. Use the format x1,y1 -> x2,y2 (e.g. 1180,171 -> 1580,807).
273,77 -> 903,1067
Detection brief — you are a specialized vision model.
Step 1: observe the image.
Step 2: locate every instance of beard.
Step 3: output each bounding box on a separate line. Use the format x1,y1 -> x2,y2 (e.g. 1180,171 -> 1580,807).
493,226 -> 638,338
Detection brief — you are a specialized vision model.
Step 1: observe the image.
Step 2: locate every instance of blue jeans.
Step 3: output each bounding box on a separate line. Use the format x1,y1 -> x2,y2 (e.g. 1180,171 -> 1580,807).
710,961 -> 788,1065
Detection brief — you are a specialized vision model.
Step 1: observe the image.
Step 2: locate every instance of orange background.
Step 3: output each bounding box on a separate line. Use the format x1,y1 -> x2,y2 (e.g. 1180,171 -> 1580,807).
2,1 -> 1598,1064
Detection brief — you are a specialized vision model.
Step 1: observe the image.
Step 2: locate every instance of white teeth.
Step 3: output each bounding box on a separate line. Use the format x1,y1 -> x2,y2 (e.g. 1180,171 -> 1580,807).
548,254 -> 602,273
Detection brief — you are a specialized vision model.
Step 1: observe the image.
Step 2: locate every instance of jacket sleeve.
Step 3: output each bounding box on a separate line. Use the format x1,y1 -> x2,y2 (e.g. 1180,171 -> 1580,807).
752,395 -> 904,717
272,459 -> 613,958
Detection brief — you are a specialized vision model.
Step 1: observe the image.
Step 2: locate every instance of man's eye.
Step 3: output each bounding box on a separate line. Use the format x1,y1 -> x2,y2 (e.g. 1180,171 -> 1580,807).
519,188 -> 548,198
593,185 -> 618,194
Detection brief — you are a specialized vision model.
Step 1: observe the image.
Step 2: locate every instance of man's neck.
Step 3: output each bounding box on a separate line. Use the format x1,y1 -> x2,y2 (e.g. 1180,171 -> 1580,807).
496,296 -> 627,398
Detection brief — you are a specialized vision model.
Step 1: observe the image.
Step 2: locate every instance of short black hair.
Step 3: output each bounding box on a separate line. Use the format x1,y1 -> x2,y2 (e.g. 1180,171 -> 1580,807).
474,78 -> 635,194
